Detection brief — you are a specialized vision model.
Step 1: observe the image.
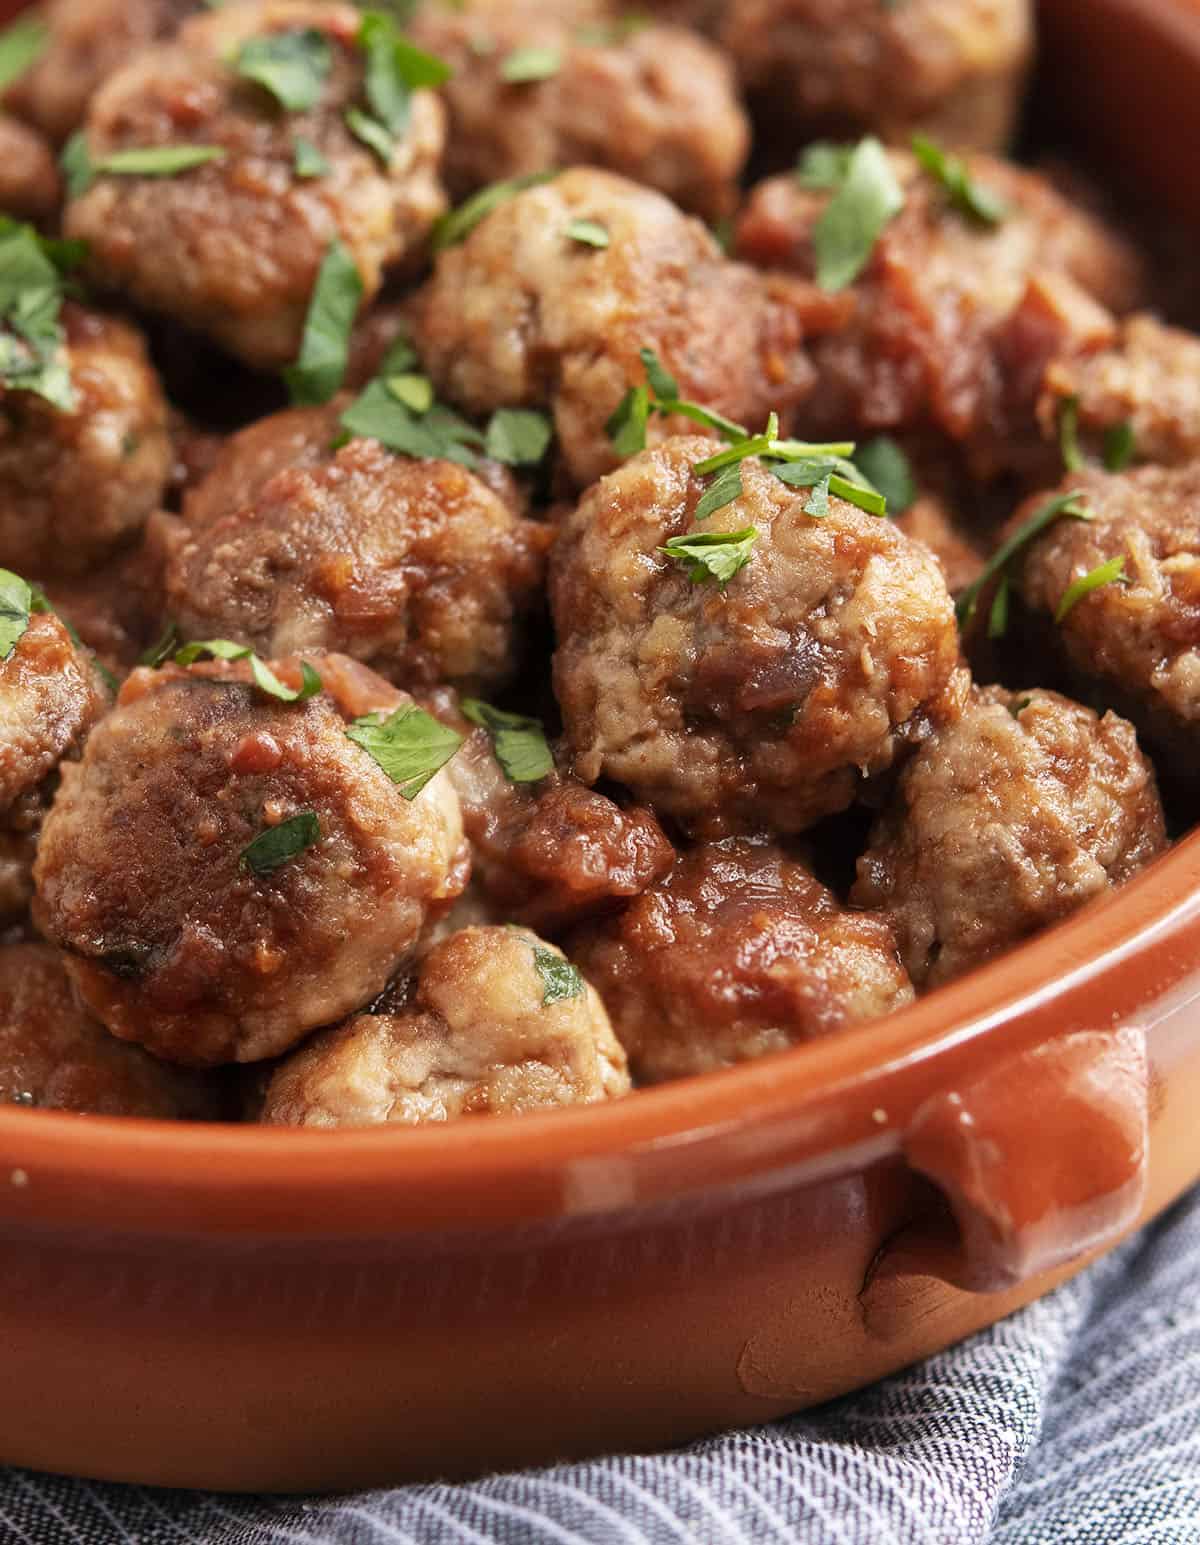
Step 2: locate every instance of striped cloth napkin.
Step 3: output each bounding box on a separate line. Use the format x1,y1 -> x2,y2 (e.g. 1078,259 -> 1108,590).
5,1184 -> 1199,1544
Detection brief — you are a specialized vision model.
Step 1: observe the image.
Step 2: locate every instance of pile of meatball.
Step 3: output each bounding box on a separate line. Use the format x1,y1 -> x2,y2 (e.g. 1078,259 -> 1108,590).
0,0 -> 1190,1128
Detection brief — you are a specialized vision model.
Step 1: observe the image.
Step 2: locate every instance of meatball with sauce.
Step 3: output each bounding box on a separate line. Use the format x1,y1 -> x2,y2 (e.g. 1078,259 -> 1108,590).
5,0 -> 200,145
409,7 -> 749,219
0,115 -> 62,220
551,436 -> 965,838
164,435 -> 551,692
33,655 -> 468,1066
261,924 -> 629,1126
660,0 -> 1032,154
852,686 -> 1166,989
0,941 -> 224,1118
572,839 -> 914,1083
735,149 -> 1140,478
413,168 -> 813,490
424,687 -> 675,934
1006,465 -> 1200,772
0,607 -> 107,922
0,306 -> 173,578
64,2 -> 447,370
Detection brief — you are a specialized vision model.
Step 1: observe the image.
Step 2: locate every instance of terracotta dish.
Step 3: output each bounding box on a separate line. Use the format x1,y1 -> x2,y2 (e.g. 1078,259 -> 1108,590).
0,0 -> 1197,1493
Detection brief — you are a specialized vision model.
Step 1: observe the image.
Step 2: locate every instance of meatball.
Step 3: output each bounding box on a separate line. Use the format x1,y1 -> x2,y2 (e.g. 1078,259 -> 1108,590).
413,168 -> 812,490
735,150 -> 1139,477
0,305 -> 172,577
43,513 -> 174,677
852,686 -> 1166,988
65,2 -> 447,369
33,655 -> 468,1065
661,0 -> 1032,154
894,493 -> 985,595
409,7 -> 749,220
261,924 -> 629,1125
551,436 -> 964,837
0,941 -> 223,1118
165,436 -> 550,691
5,0 -> 200,145
182,403 -> 341,528
572,839 -> 914,1083
1008,465 -> 1200,771
1039,314 -> 1200,472
426,688 -> 675,934
0,609 -> 107,922
0,114 -> 62,219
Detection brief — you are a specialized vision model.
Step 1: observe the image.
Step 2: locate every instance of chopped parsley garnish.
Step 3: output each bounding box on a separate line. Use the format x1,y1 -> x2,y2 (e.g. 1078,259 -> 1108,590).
432,171 -> 557,251
0,569 -> 32,661
241,811 -> 320,875
659,527 -> 757,586
352,10 -> 450,163
284,238 -> 364,406
0,222 -> 81,412
68,144 -> 227,195
795,141 -> 855,191
812,137 -> 904,292
1008,695 -> 1033,719
236,28 -> 332,112
484,407 -> 553,467
0,14 -> 46,91
339,378 -> 485,465
1055,555 -> 1128,622
774,457 -> 887,518
955,490 -> 1092,633
693,462 -> 744,522
60,134 -> 94,200
345,702 -> 463,798
1104,421 -> 1136,472
173,639 -> 323,702
500,45 -> 560,82
138,621 -> 179,669
530,942 -> 584,1005
1059,395 -> 1084,472
461,699 -> 554,782
387,372 -> 434,413
853,436 -> 916,514
564,217 -> 609,249
605,346 -> 748,460
911,133 -> 1008,226
293,137 -> 330,178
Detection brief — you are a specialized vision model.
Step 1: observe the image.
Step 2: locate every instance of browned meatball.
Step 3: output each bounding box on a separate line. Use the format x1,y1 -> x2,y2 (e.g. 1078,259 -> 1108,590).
0,609 -> 107,922
414,168 -> 812,490
262,924 -> 630,1125
0,114 -> 62,219
661,0 -> 1032,153
44,513 -> 174,677
409,8 -> 749,220
5,0 -> 200,145
0,305 -> 172,577
164,437 -> 550,692
183,403 -> 341,528
33,656 -> 468,1065
551,436 -> 964,837
1039,314 -> 1200,472
1007,465 -> 1200,771
894,494 -> 985,595
425,688 -> 675,934
735,150 -> 1140,478
852,686 -> 1166,988
65,2 -> 447,370
572,839 -> 913,1083
0,941 -> 224,1118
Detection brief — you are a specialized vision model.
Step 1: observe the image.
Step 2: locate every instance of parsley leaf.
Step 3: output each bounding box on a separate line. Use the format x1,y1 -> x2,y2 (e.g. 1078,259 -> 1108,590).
0,569 -> 31,661
1104,421 -> 1136,472
1055,555 -> 1128,622
853,436 -> 916,514
484,407 -> 553,466
693,462 -> 743,522
138,621 -> 179,669
659,527 -> 757,586
241,811 -> 320,875
531,942 -> 584,1005
461,698 -> 554,782
293,137 -> 330,178
353,10 -> 450,160
344,105 -> 395,163
237,28 -> 332,112
605,348 -> 748,460
912,133 -> 1008,226
956,490 -> 1092,632
606,383 -> 652,458
90,145 -> 227,178
1059,394 -> 1084,472
500,44 -> 561,83
432,171 -> 557,251
564,217 -> 609,248
387,372 -> 433,413
813,136 -> 904,292
345,703 -> 463,798
339,378 -> 484,465
0,14 -> 46,90
284,238 -> 364,406
0,223 -> 77,412
795,141 -> 855,190
60,133 -> 94,200
173,639 -> 323,702
639,346 -> 678,401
